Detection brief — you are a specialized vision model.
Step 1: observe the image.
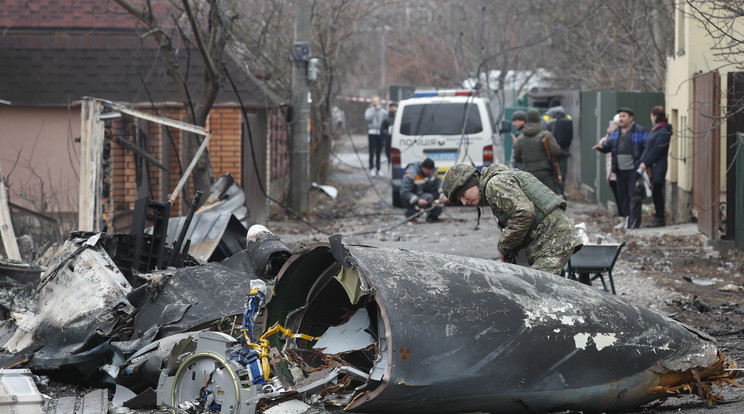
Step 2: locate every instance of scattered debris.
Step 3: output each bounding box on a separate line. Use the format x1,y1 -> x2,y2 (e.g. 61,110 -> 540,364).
0,369 -> 44,414
196,173 -> 250,227
165,213 -> 247,262
720,283 -> 744,293
684,276 -> 718,286
44,388 -> 108,414
0,259 -> 44,286
312,182 -> 338,199
156,234 -> 740,413
0,219 -> 740,413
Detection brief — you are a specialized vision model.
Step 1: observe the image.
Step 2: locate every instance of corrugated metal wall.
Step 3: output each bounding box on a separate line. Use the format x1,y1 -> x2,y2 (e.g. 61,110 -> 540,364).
579,90 -> 665,206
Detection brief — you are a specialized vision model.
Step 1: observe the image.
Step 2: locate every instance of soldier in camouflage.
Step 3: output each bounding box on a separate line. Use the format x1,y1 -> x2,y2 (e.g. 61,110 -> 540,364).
441,163 -> 583,275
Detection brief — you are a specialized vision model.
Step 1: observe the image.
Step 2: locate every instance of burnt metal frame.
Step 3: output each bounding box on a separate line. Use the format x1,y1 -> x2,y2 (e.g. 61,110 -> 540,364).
566,242 -> 626,295
131,197 -> 170,272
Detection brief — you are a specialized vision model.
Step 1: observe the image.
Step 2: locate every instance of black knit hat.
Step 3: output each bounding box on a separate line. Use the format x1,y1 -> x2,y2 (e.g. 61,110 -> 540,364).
511,110 -> 527,121
421,158 -> 435,169
526,109 -> 541,123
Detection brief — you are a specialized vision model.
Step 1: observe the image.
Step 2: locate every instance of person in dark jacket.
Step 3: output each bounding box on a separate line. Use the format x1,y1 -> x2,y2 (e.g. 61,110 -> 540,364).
542,99 -> 574,194
592,107 -> 648,229
380,102 -> 397,169
509,110 -> 527,169
513,109 -> 562,194
399,158 -> 446,222
639,106 -> 672,227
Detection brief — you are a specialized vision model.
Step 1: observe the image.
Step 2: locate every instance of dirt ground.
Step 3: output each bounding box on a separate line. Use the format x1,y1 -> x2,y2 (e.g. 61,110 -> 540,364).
262,133 -> 744,413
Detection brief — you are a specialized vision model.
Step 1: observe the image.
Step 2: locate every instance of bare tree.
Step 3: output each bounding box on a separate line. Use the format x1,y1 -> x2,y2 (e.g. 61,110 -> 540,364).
112,0 -> 238,208
233,1 -> 387,182
685,0 -> 744,70
537,0 -> 674,92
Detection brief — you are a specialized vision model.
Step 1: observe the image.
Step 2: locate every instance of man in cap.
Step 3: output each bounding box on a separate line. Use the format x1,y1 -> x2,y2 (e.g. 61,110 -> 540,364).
509,110 -> 527,169
592,107 -> 648,229
513,109 -> 562,194
441,162 -> 583,275
400,158 -> 446,222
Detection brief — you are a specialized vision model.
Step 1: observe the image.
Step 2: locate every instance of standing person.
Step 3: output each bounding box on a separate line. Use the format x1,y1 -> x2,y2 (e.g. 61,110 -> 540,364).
592,107 -> 648,229
364,96 -> 387,177
513,109 -> 562,194
600,114 -> 623,223
441,163 -> 583,275
543,98 -> 574,194
509,110 -> 527,169
639,106 -> 672,227
400,158 -> 446,222
380,102 -> 398,172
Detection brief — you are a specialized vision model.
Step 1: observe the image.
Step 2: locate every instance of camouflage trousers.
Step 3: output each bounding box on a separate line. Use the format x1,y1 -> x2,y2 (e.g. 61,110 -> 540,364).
523,209 -> 582,275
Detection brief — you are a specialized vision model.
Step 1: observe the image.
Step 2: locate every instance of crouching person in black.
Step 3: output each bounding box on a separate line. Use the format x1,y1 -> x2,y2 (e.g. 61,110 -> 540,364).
400,158 -> 447,222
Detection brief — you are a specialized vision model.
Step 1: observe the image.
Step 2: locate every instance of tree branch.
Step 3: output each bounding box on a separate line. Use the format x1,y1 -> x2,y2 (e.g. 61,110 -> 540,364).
181,0 -> 219,78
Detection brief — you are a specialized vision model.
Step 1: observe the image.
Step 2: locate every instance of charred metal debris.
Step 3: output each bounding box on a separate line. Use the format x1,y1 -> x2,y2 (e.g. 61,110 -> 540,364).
0,216 -> 740,412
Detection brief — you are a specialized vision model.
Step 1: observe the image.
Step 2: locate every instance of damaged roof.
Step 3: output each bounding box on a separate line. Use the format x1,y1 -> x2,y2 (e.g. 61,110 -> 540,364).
0,0 -> 276,107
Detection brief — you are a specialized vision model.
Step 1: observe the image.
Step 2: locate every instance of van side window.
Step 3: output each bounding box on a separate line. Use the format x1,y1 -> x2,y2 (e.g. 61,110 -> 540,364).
399,103 -> 483,136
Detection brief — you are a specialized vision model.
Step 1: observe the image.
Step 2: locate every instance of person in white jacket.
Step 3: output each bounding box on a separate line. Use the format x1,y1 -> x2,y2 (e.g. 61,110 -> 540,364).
364,96 -> 387,177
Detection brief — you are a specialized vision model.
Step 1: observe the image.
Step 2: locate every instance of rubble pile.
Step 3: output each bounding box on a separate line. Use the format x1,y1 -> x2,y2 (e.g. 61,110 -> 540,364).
0,223 -> 740,413
0,179 -> 740,413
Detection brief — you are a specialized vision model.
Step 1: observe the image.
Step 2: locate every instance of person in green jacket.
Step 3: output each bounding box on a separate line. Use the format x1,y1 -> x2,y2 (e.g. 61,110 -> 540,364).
513,109 -> 562,194
442,163 -> 582,275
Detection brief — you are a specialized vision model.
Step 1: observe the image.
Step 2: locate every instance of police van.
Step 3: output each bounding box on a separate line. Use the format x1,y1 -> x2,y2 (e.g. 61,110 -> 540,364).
390,89 -> 509,206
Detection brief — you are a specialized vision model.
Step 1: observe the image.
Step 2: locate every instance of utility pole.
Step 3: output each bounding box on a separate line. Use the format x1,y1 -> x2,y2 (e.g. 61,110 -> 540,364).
289,0 -> 311,213
380,28 -> 387,93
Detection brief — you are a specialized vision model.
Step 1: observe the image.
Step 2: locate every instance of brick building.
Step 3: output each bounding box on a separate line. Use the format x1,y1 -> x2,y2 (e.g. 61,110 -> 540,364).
0,0 -> 289,237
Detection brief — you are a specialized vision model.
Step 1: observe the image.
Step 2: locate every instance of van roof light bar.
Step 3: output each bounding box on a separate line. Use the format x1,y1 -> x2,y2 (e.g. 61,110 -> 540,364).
412,89 -> 478,98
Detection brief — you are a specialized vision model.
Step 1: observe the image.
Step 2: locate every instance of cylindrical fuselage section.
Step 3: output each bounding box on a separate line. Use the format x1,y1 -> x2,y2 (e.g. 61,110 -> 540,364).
272,244 -> 721,413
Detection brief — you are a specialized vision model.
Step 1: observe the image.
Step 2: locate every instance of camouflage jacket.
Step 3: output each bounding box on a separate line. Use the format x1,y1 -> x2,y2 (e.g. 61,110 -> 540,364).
478,163 -> 577,256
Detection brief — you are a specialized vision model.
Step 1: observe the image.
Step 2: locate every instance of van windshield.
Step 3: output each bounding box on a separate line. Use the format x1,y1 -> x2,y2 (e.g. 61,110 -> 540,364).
399,103 -> 483,136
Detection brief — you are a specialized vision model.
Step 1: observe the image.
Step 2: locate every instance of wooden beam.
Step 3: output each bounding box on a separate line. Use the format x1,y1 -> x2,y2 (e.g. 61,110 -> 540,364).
0,162 -> 21,260
95,98 -> 208,136
160,125 -> 171,204
116,136 -> 169,171
168,133 -> 213,203
78,98 -> 105,232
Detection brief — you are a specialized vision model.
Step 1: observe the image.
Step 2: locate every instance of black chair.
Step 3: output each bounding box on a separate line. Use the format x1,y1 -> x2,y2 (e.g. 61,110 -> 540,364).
565,242 -> 626,295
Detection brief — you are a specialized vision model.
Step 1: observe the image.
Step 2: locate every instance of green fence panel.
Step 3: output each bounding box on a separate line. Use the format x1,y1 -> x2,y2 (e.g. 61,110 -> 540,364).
579,90 -> 664,207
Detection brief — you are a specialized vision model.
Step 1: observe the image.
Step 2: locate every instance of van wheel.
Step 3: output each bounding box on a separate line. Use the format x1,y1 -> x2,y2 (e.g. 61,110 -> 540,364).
392,185 -> 403,207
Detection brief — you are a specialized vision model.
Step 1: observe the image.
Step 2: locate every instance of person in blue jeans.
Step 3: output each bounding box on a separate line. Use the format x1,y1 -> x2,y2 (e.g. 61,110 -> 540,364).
592,107 -> 648,229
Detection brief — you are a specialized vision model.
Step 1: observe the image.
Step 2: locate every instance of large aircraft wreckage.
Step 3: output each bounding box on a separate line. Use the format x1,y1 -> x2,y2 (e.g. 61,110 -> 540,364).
0,226 -> 739,413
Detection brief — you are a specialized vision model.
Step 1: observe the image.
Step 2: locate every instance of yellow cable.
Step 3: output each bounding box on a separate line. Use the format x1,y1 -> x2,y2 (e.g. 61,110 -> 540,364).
242,323 -> 320,381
